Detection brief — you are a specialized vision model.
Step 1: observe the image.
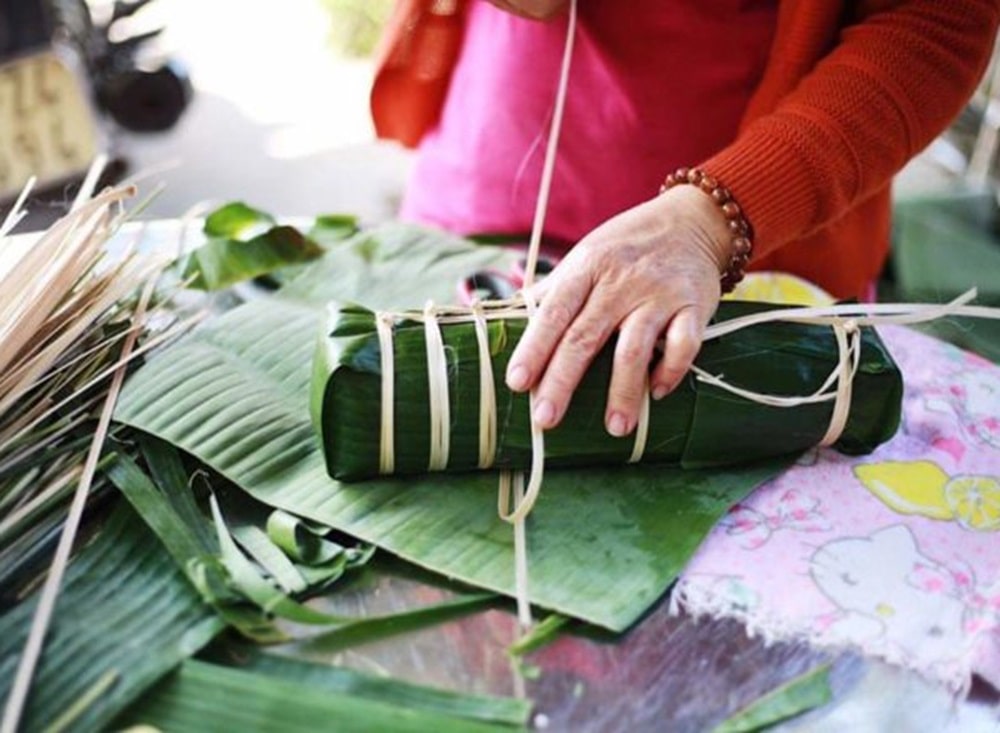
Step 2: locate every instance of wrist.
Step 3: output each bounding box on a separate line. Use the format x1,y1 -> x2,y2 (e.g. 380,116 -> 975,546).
659,167 -> 754,293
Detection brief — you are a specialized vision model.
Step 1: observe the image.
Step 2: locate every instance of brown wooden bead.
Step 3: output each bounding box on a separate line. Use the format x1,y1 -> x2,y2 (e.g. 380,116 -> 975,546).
721,201 -> 741,219
711,186 -> 731,204
732,237 -> 752,256
658,166 -> 753,295
727,219 -> 748,236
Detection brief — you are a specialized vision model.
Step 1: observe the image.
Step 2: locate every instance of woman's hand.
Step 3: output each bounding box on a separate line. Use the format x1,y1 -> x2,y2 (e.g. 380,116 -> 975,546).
488,0 -> 568,20
505,185 -> 734,437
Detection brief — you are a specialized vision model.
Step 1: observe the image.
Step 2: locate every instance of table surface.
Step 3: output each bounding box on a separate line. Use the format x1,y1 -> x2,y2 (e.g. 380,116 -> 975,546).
247,555 -> 999,732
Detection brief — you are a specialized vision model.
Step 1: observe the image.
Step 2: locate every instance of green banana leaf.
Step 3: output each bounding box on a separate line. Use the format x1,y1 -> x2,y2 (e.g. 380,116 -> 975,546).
0,501 -> 222,732
711,663 -> 833,733
119,658 -> 526,732
182,202 -> 325,291
111,438 -> 494,648
197,642 -> 532,726
115,224 -> 793,631
313,302 -> 901,481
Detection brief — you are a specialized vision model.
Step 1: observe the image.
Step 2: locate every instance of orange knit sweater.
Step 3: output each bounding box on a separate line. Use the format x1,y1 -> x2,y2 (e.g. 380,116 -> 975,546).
371,0 -> 1000,298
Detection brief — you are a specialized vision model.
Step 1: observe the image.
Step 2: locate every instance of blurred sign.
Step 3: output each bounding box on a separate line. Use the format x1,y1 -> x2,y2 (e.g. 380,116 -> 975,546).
0,51 -> 100,201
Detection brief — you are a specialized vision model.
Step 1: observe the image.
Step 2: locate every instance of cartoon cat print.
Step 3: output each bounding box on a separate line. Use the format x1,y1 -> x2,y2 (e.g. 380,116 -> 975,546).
809,525 -> 992,671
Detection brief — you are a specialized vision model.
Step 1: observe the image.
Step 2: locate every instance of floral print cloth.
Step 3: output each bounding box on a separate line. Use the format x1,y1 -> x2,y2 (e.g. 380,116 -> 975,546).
673,325 -> 1000,694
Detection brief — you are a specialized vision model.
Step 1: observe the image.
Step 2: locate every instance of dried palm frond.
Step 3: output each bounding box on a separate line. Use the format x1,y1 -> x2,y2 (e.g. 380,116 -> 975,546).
0,170 -> 182,594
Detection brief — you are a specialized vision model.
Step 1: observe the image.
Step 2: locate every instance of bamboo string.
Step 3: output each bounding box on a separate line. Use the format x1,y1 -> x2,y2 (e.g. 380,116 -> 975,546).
70,154 -> 109,213
472,301 -> 498,469
424,301 -> 451,471
819,321 -> 859,447
0,177 -> 35,238
628,384 -> 652,463
503,0 -> 579,629
372,0 -> 579,627
1,274 -> 155,733
376,313 -> 396,475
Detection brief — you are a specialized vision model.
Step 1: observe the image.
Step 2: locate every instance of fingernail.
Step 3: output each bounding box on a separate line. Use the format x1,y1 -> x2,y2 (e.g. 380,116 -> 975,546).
533,399 -> 557,428
652,384 -> 669,400
607,412 -> 629,437
507,364 -> 529,391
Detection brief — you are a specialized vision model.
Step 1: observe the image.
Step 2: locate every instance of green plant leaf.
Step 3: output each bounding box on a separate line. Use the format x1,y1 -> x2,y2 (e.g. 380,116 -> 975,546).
0,502 -> 221,732
208,492 -> 359,626
202,201 -> 275,239
712,664 -> 833,733
201,641 -> 532,726
231,523 -> 310,594
507,614 -> 569,657
116,224 -> 792,631
289,592 -> 497,654
310,213 -> 360,246
266,508 -> 345,564
113,443 -> 470,648
182,202 -> 324,291
107,452 -> 230,603
119,658 -> 525,732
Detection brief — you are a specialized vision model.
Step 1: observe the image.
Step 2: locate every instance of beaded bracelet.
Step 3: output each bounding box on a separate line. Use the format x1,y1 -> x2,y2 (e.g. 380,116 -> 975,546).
660,167 -> 754,294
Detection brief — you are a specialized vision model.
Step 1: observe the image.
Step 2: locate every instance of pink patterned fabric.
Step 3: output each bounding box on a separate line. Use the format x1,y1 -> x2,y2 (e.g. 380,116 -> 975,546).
674,326 -> 1000,694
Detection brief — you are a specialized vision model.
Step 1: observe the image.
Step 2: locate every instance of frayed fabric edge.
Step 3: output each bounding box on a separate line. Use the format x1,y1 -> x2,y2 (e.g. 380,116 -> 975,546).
669,578 -> 985,702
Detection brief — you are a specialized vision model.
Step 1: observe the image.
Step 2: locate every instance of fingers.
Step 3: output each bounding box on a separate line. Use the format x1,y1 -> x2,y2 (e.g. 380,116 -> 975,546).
505,271 -> 590,396
651,306 -> 707,399
506,273 -> 713,436
530,296 -> 621,429
604,308 -> 669,436
502,190 -> 726,437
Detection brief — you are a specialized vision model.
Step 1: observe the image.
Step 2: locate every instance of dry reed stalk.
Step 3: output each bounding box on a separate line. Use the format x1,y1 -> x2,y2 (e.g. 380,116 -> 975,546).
0,165 -> 186,591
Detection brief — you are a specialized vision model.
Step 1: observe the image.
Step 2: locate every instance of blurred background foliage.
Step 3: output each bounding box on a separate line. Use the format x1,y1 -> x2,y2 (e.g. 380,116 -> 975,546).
321,0 -> 395,57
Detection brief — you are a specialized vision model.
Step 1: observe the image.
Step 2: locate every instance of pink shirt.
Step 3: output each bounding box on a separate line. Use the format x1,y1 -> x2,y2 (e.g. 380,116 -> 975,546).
401,0 -> 778,251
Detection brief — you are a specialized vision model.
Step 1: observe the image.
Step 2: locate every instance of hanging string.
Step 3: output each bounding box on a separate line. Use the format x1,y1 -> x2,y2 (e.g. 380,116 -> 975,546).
497,0 -> 580,629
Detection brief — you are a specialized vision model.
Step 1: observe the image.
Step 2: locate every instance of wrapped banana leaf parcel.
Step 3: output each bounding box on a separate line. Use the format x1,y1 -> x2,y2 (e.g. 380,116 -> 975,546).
311,299 -> 903,482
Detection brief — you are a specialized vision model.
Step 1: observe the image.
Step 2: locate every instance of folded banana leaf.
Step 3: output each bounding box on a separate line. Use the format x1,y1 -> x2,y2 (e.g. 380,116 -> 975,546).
313,302 -> 903,481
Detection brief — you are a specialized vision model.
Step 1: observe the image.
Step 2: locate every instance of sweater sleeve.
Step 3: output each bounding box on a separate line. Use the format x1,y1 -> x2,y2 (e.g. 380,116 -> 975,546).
701,0 -> 1000,257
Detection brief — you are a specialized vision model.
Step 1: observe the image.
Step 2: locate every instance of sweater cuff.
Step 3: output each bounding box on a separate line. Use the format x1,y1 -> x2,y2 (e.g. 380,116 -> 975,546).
699,117 -> 847,260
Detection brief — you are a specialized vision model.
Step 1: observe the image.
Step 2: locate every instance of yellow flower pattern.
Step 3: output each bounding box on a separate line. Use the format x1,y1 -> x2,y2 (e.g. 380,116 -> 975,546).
855,461 -> 1000,532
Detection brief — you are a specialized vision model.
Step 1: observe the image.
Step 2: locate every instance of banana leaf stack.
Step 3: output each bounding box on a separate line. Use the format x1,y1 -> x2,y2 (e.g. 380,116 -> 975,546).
312,301 -> 903,482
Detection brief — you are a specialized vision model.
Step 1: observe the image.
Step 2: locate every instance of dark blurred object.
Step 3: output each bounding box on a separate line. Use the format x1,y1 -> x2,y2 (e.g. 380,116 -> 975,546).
47,0 -> 193,132
0,0 -> 191,133
0,0 -> 191,213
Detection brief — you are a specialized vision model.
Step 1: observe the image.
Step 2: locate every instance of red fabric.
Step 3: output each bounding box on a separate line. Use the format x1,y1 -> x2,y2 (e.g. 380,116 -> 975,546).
371,0 -> 1000,298
370,0 -> 469,148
